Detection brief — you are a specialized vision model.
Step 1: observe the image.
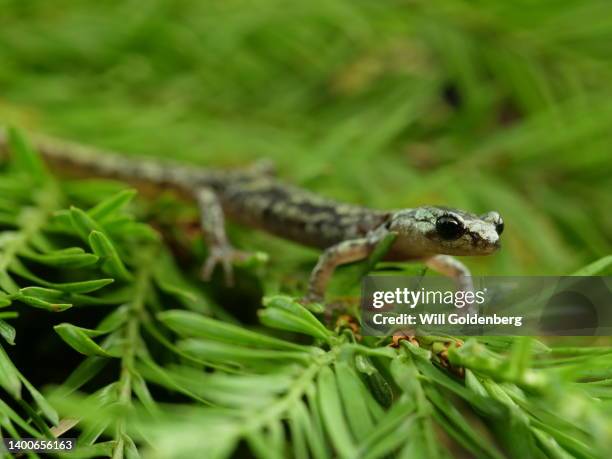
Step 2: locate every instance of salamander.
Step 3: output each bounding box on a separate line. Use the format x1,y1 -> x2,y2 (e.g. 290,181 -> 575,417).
0,127 -> 504,302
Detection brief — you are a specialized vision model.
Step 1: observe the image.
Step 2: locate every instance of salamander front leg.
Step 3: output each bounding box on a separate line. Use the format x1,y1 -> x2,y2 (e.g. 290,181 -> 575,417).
304,236 -> 382,303
424,255 -> 473,293
424,255 -> 476,311
196,187 -> 250,286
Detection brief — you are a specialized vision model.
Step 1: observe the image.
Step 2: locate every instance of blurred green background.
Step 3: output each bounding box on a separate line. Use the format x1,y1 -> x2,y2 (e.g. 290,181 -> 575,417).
1,0 -> 610,277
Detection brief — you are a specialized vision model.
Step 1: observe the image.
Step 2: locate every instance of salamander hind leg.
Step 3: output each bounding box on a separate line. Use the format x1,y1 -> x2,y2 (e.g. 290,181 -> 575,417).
196,187 -> 251,286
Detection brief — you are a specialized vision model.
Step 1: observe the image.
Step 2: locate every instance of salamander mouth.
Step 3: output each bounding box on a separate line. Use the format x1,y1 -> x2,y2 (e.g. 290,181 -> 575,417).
462,227 -> 501,254
479,239 -> 501,254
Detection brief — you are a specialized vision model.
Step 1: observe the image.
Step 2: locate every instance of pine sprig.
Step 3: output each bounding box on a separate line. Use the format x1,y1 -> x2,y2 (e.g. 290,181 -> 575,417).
49,294 -> 612,459
0,130 -> 218,458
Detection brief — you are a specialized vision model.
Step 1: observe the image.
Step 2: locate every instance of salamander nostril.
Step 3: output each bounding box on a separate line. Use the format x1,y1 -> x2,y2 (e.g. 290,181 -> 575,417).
482,211 -> 504,235
495,220 -> 504,235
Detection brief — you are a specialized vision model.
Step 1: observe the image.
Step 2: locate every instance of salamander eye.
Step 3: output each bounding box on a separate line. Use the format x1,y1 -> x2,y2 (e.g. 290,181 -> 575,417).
495,218 -> 504,235
435,215 -> 465,240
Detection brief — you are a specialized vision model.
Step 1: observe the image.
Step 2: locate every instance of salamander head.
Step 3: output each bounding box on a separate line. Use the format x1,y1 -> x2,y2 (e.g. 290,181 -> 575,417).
387,207 -> 503,257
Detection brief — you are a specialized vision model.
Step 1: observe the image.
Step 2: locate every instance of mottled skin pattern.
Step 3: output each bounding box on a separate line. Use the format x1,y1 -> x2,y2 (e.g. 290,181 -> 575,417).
221,179 -> 390,249
0,128 -> 504,302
